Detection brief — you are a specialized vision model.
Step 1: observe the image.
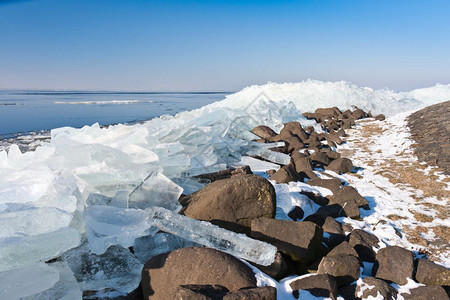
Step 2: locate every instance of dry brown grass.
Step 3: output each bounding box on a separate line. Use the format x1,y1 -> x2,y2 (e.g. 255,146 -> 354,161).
344,120 -> 450,262
386,214 -> 407,221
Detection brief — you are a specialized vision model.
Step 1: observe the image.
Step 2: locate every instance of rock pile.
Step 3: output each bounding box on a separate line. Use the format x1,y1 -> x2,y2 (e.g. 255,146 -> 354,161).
136,106 -> 449,299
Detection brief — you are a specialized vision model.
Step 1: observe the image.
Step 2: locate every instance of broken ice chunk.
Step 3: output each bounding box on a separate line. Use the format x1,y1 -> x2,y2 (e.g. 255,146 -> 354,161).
0,227 -> 81,272
171,177 -> 207,195
247,148 -> 291,165
23,262 -> 82,300
0,207 -> 73,238
86,193 -> 112,206
109,190 -> 129,208
0,263 -> 60,299
147,206 -> 277,266
238,156 -> 281,172
128,171 -> 183,211
62,243 -> 143,293
134,232 -> 198,264
84,205 -> 148,237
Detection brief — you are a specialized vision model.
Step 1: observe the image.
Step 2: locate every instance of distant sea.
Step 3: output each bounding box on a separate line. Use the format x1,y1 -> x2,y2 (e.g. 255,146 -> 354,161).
0,90 -> 230,138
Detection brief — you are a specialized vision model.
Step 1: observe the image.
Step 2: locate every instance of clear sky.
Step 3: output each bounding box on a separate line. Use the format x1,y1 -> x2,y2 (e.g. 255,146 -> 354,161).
1,0 -> 449,91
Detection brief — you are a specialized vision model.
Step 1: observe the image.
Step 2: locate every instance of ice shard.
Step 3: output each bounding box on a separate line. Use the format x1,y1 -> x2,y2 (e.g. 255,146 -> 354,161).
0,263 -> 60,299
0,227 -> 81,272
128,171 -> 183,211
85,205 -> 277,266
134,232 -> 197,264
147,206 -> 277,266
24,262 -> 83,300
62,243 -> 143,293
247,148 -> 291,165
0,207 -> 73,238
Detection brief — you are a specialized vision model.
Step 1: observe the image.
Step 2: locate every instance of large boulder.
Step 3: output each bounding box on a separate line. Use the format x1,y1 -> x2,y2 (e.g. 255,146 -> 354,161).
142,247 -> 257,299
310,151 -> 332,166
251,218 -> 323,263
289,274 -> 338,300
317,254 -> 360,287
251,125 -> 277,140
307,177 -> 342,194
329,186 -> 369,209
355,277 -> 398,300
415,258 -> 450,286
348,229 -> 380,262
194,166 -> 253,183
325,158 -> 354,174
320,197 -> 360,219
373,246 -> 414,285
252,251 -> 291,280
280,122 -> 309,141
181,174 -> 276,233
291,152 -> 316,179
402,285 -> 449,300
269,164 -> 304,184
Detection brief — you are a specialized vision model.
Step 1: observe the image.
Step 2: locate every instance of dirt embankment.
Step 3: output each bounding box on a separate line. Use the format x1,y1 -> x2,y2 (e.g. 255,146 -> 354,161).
408,100 -> 450,175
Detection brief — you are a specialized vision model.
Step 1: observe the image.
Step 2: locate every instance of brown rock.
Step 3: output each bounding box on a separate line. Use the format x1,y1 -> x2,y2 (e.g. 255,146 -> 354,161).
251,218 -> 323,263
174,285 -> 229,300
250,125 -> 277,140
269,164 -> 304,184
289,274 -> 338,300
252,251 -> 291,280
280,122 -> 309,141
291,151 -> 316,179
325,196 -> 360,219
142,247 -> 257,299
195,166 -> 253,183
373,246 -> 414,285
415,258 -> 450,286
325,158 -> 354,174
223,286 -> 277,300
318,254 -> 360,287
307,177 -> 342,194
375,114 -> 386,121
352,109 -> 367,120
355,277 -> 398,300
327,241 -> 359,260
182,175 -> 276,233
402,285 -> 449,300
348,229 -> 380,262
330,186 -> 369,209
310,151 -> 332,166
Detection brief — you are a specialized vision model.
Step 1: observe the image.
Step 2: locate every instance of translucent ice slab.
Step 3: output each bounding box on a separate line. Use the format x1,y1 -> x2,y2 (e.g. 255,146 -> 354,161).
62,243 -> 143,293
24,262 -> 83,300
247,148 -> 291,165
128,171 -> 183,211
238,156 -> 281,172
134,232 -> 197,264
147,207 -> 277,266
0,263 -> 60,299
0,227 -> 81,272
0,207 -> 73,238
85,205 -> 277,265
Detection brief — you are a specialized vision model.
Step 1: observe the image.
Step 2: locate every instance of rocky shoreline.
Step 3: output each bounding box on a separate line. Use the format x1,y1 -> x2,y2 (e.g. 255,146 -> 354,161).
121,106 -> 449,299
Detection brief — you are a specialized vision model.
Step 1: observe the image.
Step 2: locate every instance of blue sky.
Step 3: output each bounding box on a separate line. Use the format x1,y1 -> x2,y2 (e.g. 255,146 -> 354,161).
0,0 -> 449,91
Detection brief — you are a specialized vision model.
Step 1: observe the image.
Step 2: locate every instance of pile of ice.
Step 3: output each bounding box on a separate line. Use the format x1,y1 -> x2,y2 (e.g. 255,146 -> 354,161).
1,80 -> 450,298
